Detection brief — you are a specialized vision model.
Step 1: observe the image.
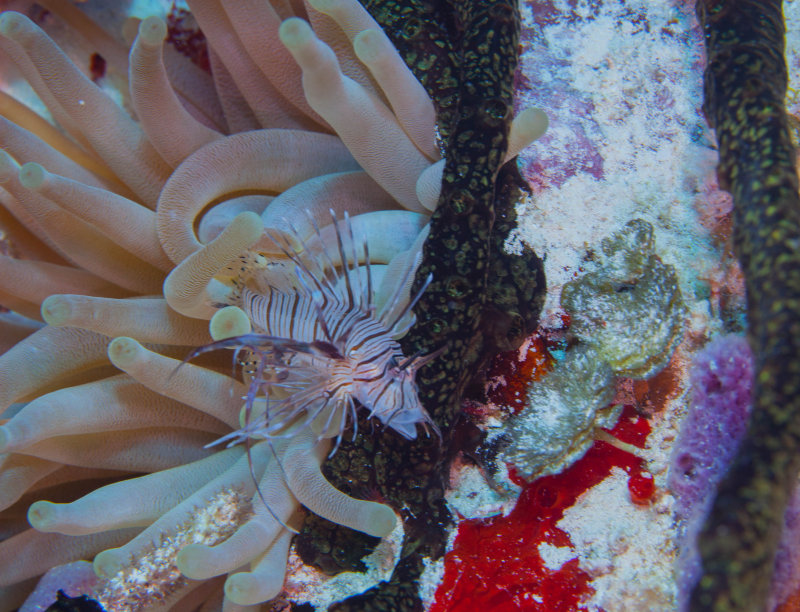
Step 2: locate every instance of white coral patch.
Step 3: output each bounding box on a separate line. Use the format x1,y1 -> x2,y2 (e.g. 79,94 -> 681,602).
284,516 -> 404,609
557,467 -> 678,610
538,542 -> 577,571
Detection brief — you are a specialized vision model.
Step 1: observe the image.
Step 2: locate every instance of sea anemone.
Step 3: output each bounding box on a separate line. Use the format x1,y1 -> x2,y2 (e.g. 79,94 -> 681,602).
0,1 -> 543,609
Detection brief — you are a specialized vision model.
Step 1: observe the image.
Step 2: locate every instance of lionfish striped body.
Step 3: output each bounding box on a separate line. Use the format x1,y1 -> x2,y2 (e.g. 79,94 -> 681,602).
191,213 -> 438,451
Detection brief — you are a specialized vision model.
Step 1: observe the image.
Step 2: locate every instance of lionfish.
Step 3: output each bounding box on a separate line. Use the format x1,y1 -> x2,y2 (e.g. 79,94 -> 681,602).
187,212 -> 440,454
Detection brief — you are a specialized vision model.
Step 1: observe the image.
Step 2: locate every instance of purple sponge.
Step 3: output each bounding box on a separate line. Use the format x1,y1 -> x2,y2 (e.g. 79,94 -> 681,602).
769,486 -> 800,610
669,333 -> 754,517
668,333 -> 754,608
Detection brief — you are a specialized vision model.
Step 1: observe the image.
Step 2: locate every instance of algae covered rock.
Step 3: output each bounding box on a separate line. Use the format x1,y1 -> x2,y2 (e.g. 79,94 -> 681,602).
485,219 -> 685,482
561,218 -> 685,379
491,346 -> 621,480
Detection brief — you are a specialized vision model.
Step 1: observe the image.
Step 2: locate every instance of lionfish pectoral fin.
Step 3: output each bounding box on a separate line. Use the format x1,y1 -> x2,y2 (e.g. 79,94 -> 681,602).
254,438 -> 301,535
410,345 -> 447,371
203,428 -> 248,450
389,420 -> 418,440
181,333 -> 320,369
425,415 -> 443,447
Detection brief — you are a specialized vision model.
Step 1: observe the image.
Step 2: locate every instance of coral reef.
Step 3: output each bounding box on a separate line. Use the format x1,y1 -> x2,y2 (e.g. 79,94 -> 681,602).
693,1 -> 800,609
769,486 -> 800,611
669,334 -> 754,520
2,0 -> 751,608
490,346 -> 619,482
432,404 -> 657,610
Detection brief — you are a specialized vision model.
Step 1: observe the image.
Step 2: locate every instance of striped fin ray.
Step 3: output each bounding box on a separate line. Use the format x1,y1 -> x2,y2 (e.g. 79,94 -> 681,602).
243,287 -> 327,343
275,210 -> 373,312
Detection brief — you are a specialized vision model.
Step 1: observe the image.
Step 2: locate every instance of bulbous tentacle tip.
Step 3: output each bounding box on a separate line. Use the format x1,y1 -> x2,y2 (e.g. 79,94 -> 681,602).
93,547 -> 125,579
107,336 -> 144,369
224,569 -> 283,606
18,161 -> 47,190
40,295 -> 71,326
0,11 -> 35,42
367,504 -> 397,538
138,15 -> 167,46
224,211 -> 265,247
353,29 -> 387,64
210,306 -> 252,341
175,542 -> 214,580
279,17 -> 313,50
27,499 -> 57,531
508,106 -> 549,159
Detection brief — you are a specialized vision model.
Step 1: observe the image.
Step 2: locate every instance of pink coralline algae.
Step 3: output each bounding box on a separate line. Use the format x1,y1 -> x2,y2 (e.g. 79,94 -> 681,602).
515,13 -> 605,191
